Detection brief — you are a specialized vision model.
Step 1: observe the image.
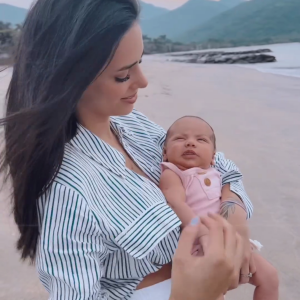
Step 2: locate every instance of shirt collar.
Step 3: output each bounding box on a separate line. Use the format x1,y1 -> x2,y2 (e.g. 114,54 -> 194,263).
69,120 -> 130,178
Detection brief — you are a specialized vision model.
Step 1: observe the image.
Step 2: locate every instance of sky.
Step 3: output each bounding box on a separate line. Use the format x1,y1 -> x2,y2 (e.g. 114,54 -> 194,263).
1,0 -> 189,10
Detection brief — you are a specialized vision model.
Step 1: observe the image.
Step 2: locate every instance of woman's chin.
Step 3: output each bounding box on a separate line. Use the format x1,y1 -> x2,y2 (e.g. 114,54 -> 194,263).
112,103 -> 135,116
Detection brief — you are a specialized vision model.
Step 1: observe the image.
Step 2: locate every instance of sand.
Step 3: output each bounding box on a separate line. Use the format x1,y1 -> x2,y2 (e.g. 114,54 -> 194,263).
1,59 -> 300,300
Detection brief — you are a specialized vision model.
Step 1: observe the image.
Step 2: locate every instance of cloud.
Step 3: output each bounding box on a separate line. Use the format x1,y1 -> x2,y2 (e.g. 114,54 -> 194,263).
139,0 -> 188,10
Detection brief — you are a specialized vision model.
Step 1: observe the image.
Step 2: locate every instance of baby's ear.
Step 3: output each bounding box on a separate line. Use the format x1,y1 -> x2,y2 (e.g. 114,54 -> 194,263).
163,148 -> 168,162
211,151 -> 216,166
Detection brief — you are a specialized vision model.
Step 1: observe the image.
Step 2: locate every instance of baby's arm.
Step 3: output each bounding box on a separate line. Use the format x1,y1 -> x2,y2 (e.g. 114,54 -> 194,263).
159,169 -> 195,227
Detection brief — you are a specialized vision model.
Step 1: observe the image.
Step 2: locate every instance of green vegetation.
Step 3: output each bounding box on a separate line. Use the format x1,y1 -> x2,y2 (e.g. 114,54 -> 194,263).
177,0 -> 300,46
0,22 -> 21,64
143,34 -> 198,54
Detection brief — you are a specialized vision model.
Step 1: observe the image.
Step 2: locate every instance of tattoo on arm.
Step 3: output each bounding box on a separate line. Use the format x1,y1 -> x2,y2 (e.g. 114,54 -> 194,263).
220,201 -> 236,220
220,199 -> 247,220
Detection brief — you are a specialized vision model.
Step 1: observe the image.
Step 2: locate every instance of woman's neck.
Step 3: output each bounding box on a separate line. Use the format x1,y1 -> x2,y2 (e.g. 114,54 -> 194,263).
78,114 -> 115,143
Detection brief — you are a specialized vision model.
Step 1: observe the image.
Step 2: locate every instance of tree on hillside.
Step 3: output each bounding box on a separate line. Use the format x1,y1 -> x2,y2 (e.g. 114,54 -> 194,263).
0,21 -> 14,46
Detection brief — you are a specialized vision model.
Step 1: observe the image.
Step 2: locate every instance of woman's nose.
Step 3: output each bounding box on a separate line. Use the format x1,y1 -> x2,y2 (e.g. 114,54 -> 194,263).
132,66 -> 148,89
138,70 -> 148,89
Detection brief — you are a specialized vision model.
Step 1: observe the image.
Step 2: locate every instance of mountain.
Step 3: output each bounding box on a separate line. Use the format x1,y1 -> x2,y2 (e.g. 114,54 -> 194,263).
140,1 -> 169,20
223,0 -> 245,8
141,0 -> 230,39
178,0 -> 300,45
0,3 -> 27,25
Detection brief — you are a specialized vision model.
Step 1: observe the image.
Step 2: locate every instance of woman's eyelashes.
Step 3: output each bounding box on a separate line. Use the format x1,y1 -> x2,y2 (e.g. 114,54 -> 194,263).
115,59 -> 142,83
115,74 -> 130,83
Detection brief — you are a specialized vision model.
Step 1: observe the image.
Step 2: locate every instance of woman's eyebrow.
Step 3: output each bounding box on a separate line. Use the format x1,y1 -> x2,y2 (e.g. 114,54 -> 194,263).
117,51 -> 144,72
117,61 -> 138,71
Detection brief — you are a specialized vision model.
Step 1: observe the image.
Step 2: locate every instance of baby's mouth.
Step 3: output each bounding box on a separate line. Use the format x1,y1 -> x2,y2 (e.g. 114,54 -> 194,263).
183,150 -> 197,156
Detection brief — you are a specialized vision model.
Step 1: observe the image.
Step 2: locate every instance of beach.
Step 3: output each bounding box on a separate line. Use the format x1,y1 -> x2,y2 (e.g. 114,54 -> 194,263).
1,59 -> 300,300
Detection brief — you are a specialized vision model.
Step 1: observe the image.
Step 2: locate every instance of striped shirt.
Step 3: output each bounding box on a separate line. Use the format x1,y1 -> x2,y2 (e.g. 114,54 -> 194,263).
36,109 -> 253,300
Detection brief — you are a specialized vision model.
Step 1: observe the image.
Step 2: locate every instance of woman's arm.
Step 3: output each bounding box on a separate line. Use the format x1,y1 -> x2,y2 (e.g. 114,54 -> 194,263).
215,152 -> 251,239
159,169 -> 195,227
215,152 -> 253,219
220,184 -> 249,239
37,183 -> 107,300
215,153 -> 254,284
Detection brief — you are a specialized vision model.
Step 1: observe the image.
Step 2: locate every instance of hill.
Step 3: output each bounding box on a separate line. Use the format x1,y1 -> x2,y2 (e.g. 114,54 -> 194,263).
141,0 -> 229,39
223,0 -> 245,8
0,1 -> 169,26
0,3 -> 27,25
140,1 -> 169,20
178,0 -> 300,45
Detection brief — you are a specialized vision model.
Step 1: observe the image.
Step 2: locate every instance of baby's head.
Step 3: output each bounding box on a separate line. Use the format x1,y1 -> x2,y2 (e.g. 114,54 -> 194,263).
164,116 -> 216,170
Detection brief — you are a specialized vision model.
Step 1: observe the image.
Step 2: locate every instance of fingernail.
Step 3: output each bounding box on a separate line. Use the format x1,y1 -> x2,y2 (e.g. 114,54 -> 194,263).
190,217 -> 200,226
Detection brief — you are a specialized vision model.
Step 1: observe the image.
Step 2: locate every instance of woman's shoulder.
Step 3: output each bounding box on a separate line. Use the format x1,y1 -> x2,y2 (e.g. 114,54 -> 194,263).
51,144 -> 96,198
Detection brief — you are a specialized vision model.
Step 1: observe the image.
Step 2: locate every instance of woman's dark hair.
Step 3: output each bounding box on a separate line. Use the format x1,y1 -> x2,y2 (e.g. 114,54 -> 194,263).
0,0 -> 140,262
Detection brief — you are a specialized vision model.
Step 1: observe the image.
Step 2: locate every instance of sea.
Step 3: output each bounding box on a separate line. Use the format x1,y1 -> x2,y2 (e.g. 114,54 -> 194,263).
230,42 -> 300,79
153,42 -> 300,79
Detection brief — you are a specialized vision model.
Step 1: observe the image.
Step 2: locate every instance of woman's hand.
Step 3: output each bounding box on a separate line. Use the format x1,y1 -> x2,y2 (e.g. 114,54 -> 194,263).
239,239 -> 256,285
170,214 -> 244,300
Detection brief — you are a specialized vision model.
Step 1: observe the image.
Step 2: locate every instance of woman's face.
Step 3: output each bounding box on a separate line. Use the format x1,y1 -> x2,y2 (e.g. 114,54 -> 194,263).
78,22 -> 148,120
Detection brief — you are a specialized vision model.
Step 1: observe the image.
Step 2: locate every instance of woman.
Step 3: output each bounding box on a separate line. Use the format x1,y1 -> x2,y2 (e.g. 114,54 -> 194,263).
0,0 -> 253,299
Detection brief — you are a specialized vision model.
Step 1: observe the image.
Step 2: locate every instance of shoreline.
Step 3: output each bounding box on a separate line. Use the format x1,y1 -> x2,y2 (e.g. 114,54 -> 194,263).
149,42 -> 300,79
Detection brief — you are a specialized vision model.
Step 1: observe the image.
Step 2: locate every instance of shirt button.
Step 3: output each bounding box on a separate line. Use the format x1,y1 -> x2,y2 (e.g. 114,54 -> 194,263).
150,166 -> 155,172
204,178 -> 211,186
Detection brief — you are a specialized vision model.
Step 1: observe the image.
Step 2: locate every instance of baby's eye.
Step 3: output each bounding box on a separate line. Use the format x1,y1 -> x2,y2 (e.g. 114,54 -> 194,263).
175,137 -> 184,140
198,138 -> 206,142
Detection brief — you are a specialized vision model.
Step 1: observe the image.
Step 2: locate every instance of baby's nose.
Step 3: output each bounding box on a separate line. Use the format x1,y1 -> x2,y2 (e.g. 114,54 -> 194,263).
185,140 -> 196,147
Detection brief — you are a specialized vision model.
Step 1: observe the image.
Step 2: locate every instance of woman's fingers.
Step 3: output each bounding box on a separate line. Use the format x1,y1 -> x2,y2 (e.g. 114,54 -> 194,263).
239,241 -> 252,284
228,233 -> 245,290
208,213 -> 237,260
205,214 -> 246,291
175,217 -> 202,258
200,214 -> 224,257
171,215 -> 240,300
239,259 -> 250,284
249,250 -> 257,275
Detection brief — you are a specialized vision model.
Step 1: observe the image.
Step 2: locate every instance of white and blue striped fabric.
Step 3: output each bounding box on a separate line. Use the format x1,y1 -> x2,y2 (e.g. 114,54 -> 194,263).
36,109 -> 253,300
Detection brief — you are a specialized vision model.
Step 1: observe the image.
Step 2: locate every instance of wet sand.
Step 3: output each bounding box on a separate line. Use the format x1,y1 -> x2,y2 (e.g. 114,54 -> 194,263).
1,59 -> 300,300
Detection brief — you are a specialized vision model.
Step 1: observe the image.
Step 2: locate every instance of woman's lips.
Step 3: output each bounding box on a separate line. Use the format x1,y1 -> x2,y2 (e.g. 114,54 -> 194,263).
121,93 -> 137,104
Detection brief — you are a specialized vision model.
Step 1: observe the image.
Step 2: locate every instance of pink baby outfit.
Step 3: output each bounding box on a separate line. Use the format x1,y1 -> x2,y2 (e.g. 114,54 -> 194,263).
161,162 -> 222,217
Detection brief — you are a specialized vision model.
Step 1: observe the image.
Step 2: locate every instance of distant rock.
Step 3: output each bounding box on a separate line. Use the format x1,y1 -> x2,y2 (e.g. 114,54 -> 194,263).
169,49 -> 276,64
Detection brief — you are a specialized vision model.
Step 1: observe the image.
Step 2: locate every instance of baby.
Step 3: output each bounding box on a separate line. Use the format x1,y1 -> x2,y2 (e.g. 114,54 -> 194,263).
159,116 -> 279,300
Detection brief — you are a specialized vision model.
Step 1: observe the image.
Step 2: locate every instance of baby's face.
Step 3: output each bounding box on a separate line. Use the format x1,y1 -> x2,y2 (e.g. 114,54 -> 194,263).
164,117 -> 215,170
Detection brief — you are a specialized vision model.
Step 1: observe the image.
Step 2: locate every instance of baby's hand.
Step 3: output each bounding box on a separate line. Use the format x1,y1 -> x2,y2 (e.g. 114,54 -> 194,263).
199,234 -> 208,255
192,226 -> 209,256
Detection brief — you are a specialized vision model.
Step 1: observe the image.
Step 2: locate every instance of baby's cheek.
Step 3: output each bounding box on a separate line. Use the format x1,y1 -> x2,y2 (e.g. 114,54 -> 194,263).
167,148 -> 182,164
